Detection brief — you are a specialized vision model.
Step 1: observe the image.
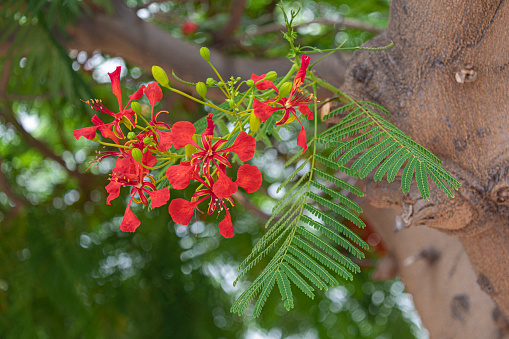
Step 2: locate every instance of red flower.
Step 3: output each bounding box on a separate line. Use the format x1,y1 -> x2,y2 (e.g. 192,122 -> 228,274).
73,66 -> 144,142
142,82 -> 174,152
168,164 -> 262,238
106,150 -> 170,232
252,55 -> 314,152
181,21 -> 198,36
166,113 -> 256,189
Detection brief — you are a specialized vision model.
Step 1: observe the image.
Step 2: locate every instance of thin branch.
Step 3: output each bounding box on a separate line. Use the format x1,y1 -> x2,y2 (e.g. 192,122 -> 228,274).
0,104 -> 97,190
241,18 -> 383,39
232,191 -> 271,221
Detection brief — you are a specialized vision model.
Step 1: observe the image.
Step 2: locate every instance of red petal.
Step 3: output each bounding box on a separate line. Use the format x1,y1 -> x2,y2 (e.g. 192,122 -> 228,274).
142,151 -> 157,167
166,162 -> 195,190
129,84 -> 146,103
294,55 -> 310,88
113,157 -> 132,174
108,66 -> 123,112
213,172 -> 238,199
169,198 -> 198,225
73,126 -> 98,140
97,123 -> 119,143
218,213 -> 234,238
120,202 -> 141,232
170,121 -> 195,149
147,187 -> 170,208
298,104 -> 314,120
145,82 -> 163,108
105,181 -> 121,205
157,131 -> 173,152
235,164 -> 262,193
297,127 -> 308,153
251,73 -> 278,92
204,113 -> 215,135
222,131 -> 256,161
253,98 -> 278,122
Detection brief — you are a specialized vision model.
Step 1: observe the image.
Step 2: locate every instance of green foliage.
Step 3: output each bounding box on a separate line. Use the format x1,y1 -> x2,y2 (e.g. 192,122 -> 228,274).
233,98 -> 460,316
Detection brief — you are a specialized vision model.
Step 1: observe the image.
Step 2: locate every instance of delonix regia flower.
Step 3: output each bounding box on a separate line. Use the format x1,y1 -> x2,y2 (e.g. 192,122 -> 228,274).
73,66 -> 144,143
251,55 -> 314,152
168,164 -> 262,238
106,150 -> 170,232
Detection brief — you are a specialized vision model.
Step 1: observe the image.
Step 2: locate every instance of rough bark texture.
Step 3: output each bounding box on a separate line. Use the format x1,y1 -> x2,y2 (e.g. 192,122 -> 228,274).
340,0 -> 509,335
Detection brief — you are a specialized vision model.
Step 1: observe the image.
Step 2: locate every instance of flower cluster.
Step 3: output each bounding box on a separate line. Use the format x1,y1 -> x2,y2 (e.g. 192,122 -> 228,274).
74,55 -> 313,237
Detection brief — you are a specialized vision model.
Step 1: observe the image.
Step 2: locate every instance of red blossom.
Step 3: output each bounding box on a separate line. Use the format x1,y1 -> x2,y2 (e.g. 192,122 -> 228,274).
182,21 -> 199,36
106,150 -> 170,232
251,55 -> 314,152
168,164 -> 262,238
73,66 -> 143,142
166,113 -> 256,189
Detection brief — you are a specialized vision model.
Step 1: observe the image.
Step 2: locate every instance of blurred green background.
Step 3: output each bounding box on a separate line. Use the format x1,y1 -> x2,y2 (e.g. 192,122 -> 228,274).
0,0 -> 427,338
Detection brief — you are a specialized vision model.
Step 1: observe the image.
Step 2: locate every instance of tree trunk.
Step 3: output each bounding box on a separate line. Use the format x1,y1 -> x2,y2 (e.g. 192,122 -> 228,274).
341,0 -> 509,336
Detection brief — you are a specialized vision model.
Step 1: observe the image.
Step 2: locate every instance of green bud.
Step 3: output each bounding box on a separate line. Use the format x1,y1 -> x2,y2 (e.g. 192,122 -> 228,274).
206,78 -> 215,86
246,79 -> 254,87
264,71 -> 277,81
127,132 -> 136,140
131,148 -> 143,163
152,66 -> 170,88
278,81 -> 293,99
200,47 -> 210,61
131,101 -> 141,115
217,82 -> 224,86
196,82 -> 207,98
185,144 -> 197,159
236,77 -> 241,81
228,99 -> 235,108
250,110 -> 261,133
143,136 -> 152,144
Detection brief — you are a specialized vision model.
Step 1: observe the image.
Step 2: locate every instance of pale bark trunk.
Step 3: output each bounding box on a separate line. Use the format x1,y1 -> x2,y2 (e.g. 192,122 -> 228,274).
341,0 -> 509,335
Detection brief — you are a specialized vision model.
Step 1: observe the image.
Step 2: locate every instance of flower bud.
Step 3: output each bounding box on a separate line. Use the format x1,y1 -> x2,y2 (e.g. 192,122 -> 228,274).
131,101 -> 141,115
185,144 -> 197,159
228,99 -> 236,108
250,110 -> 261,133
278,81 -> 293,99
200,47 -> 210,61
264,71 -> 277,81
152,66 -> 170,88
196,82 -> 207,98
127,132 -> 136,140
143,136 -> 152,144
206,78 -> 215,86
246,79 -> 254,87
131,148 -> 143,163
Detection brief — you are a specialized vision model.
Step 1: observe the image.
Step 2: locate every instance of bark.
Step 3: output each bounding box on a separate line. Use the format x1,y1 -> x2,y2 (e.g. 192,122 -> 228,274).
340,0 -> 509,335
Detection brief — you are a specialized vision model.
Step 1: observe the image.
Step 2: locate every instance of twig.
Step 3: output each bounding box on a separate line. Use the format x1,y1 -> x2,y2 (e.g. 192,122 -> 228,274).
241,18 -> 383,39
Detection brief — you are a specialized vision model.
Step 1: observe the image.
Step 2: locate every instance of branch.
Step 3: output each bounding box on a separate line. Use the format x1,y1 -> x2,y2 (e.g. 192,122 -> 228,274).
63,0 -> 349,100
0,103 -> 97,190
